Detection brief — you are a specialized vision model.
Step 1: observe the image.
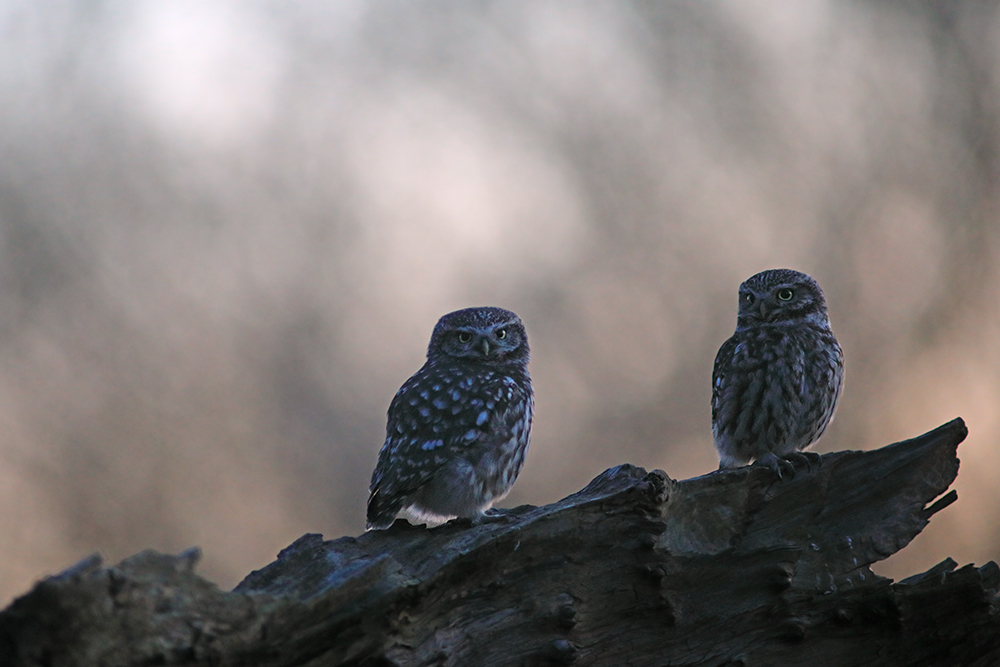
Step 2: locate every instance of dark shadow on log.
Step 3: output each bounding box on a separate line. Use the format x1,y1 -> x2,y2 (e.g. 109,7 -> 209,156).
1,418 -> 998,666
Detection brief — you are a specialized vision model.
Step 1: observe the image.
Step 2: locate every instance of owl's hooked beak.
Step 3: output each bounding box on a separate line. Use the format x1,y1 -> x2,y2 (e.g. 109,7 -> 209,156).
480,338 -> 491,357
757,300 -> 773,321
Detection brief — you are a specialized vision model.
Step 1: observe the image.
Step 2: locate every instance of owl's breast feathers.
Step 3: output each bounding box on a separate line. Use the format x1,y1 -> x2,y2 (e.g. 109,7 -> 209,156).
712,323 -> 839,423
371,360 -> 532,495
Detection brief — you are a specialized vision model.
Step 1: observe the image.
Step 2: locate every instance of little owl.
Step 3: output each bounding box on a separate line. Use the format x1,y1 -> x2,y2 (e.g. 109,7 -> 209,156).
712,269 -> 843,478
367,306 -> 533,530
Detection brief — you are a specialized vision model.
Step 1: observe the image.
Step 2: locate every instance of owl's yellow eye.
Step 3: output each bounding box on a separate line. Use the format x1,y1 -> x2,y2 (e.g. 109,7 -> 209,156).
777,288 -> 794,301
458,332 -> 472,343
496,328 -> 507,340
744,293 -> 755,305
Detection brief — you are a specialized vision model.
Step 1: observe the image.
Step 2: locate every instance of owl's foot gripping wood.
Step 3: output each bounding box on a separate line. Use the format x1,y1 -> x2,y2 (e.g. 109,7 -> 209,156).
754,450 -> 824,480
783,450 -> 823,473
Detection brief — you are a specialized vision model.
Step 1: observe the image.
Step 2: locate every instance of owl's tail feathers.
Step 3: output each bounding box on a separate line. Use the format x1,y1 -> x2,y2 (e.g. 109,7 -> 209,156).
366,487 -> 403,531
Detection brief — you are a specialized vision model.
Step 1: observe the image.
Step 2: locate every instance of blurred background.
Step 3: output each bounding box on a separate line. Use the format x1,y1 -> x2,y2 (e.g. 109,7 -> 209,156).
1,0 -> 999,603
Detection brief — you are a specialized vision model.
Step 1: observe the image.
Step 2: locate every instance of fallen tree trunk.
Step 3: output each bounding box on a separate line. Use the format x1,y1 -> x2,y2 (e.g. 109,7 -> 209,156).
1,418 -> 997,666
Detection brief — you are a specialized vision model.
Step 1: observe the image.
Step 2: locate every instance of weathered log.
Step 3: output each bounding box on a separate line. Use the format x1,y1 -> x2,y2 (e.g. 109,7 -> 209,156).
1,418 -> 997,666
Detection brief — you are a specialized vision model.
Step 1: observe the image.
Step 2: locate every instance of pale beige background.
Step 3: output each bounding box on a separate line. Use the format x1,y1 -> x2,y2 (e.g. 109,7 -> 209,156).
1,0 -> 998,603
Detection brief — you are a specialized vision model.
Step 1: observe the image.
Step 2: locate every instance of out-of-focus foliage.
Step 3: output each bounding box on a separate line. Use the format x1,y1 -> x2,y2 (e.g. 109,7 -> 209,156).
0,0 -> 998,601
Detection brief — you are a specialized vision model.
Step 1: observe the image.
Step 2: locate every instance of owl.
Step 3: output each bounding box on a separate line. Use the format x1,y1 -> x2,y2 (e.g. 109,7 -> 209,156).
367,306 -> 533,530
712,269 -> 844,478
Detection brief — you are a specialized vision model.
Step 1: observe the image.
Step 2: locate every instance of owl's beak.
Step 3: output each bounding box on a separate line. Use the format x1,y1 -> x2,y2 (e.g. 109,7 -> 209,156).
757,300 -> 772,320
480,338 -> 491,357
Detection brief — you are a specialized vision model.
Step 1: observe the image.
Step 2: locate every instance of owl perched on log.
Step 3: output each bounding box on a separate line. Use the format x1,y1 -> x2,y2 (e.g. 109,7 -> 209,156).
712,269 -> 844,478
367,307 -> 533,530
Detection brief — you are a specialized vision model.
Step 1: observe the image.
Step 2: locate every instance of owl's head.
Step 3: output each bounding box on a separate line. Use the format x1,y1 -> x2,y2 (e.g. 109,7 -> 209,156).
428,306 -> 529,365
736,268 -> 830,328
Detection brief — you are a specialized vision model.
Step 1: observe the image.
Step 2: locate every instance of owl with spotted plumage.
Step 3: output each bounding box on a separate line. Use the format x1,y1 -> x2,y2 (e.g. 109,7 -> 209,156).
712,269 -> 844,478
367,306 -> 533,530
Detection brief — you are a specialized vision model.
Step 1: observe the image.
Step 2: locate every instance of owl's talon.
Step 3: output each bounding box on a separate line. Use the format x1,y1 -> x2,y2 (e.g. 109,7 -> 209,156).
756,453 -> 797,480
784,451 -> 823,473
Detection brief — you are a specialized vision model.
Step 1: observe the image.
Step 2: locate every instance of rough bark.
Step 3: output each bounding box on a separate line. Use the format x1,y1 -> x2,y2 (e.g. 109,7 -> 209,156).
1,418 -> 997,666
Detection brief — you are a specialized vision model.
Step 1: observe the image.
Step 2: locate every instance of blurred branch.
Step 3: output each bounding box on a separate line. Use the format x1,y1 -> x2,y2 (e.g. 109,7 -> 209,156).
2,418 -> 998,666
